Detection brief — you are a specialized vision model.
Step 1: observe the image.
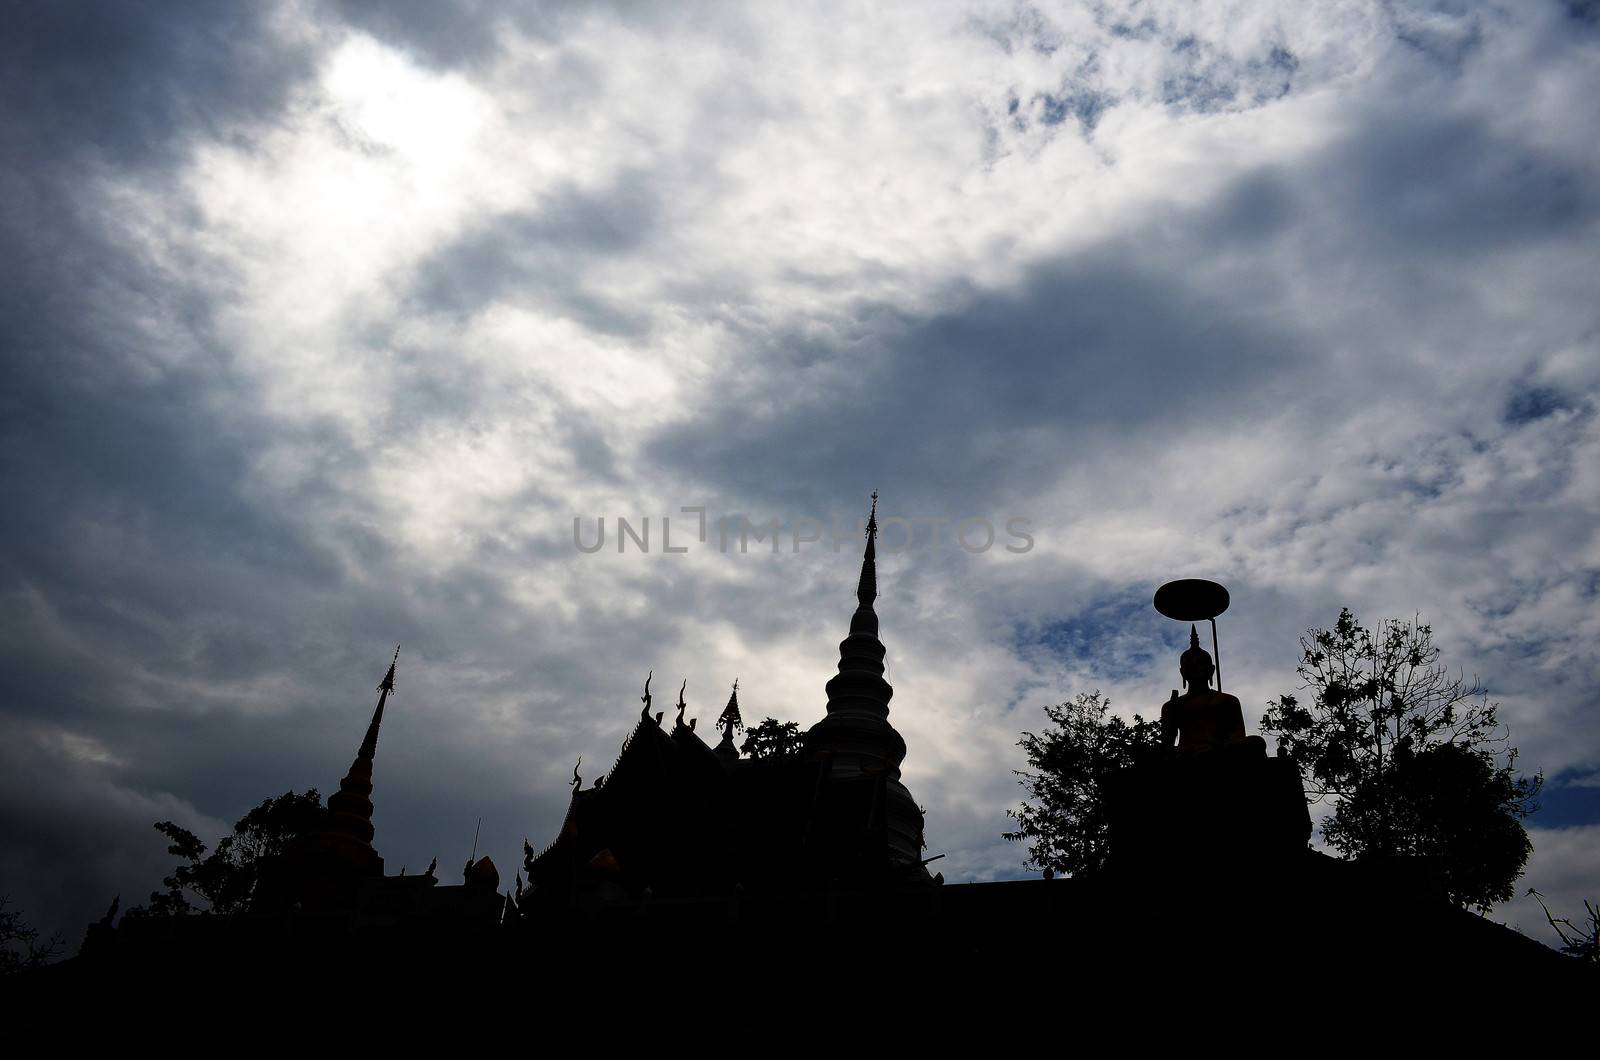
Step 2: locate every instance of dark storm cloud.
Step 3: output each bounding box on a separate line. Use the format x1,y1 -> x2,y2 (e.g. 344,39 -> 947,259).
329,0 -> 511,69
407,170 -> 661,336
0,3 -> 354,769
0,3 -> 430,936
1320,112 -> 1595,257
646,78 -> 1600,520
0,715 -> 232,947
0,1 -> 311,169
645,252 -> 1303,519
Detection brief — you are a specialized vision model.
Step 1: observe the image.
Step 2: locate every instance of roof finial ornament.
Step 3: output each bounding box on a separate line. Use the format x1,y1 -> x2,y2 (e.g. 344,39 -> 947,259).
676,679 -> 688,727
867,489 -> 879,539
570,757 -> 582,792
640,670 -> 653,721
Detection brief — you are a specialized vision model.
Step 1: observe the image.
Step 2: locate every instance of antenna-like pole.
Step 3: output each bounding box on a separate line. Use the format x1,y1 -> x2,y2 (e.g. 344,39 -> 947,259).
1209,617 -> 1222,693
470,817 -> 482,862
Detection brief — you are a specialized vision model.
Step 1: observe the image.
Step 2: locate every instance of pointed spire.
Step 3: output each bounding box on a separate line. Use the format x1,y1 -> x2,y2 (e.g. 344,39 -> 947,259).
857,490 -> 879,608
716,679 -> 743,736
321,647 -> 401,855
358,645 -> 399,761
1190,624 -> 1201,650
714,680 -> 743,760
817,492 -> 896,726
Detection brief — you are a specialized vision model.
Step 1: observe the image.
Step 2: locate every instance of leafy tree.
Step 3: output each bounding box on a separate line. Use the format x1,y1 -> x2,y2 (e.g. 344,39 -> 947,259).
0,896 -> 64,974
741,717 -> 804,760
1004,691 -> 1162,878
125,789 -> 325,917
1261,608 -> 1540,911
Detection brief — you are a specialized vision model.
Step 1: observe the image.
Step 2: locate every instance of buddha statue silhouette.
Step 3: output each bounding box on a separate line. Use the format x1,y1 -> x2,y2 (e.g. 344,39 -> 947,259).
1161,625 -> 1267,759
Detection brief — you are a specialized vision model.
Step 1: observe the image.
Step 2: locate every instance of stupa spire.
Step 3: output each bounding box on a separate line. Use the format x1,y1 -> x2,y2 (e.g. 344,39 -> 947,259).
804,492 -> 926,876
818,493 -> 896,725
323,646 -> 400,851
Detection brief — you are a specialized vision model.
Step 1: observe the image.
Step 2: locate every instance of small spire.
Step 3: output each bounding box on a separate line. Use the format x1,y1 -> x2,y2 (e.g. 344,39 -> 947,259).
714,680 -> 743,760
1190,624 -> 1200,650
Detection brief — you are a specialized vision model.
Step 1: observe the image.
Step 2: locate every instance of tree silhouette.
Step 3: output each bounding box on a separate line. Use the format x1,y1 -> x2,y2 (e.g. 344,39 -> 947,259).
1004,691 -> 1161,878
0,896 -> 64,973
741,718 -> 804,760
1528,889 -> 1599,962
1261,608 -> 1540,911
124,789 -> 325,917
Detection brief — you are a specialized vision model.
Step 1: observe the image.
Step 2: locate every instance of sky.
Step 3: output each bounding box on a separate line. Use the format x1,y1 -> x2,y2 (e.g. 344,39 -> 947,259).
1,0 -> 1597,951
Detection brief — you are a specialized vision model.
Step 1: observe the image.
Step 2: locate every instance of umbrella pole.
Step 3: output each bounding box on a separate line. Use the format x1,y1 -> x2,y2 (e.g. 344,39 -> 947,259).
1209,617 -> 1222,692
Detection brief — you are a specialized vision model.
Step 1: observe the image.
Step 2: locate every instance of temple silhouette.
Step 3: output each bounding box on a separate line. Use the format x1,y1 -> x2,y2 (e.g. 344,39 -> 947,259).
53,495 -> 1585,990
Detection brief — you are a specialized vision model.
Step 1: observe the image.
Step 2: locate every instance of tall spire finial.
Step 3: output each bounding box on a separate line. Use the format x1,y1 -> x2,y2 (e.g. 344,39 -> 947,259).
378,644 -> 399,693
317,646 -> 402,858
857,491 -> 879,608
358,646 -> 399,763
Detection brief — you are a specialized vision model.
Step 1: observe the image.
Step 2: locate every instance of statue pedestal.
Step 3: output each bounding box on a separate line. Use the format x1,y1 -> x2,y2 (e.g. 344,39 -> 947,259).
1106,752 -> 1311,876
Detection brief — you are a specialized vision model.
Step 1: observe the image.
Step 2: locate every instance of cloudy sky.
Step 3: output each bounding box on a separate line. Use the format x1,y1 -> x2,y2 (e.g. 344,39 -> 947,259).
2,0 -> 1597,949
